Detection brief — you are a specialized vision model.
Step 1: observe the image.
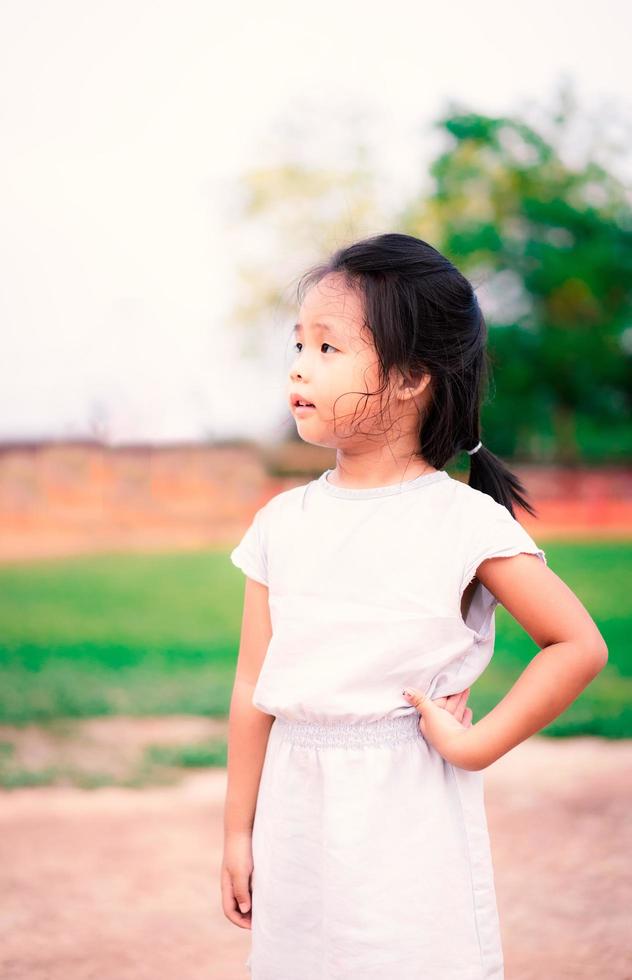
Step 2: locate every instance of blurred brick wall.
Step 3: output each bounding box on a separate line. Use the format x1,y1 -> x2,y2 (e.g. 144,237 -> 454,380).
0,440 -> 276,560
0,439 -> 630,561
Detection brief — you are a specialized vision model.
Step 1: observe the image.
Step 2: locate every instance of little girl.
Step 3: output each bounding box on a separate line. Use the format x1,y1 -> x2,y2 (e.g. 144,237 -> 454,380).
221,232 -> 608,979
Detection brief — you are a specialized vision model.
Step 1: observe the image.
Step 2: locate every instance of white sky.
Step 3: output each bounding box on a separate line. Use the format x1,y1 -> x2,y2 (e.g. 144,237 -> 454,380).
1,0 -> 630,445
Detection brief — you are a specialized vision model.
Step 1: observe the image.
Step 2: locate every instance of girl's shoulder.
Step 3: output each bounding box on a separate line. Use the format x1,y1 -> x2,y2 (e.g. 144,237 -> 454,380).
446,475 -> 516,519
448,478 -> 547,593
240,481 -> 315,542
447,474 -> 496,501
230,481 -> 312,586
257,480 -> 313,516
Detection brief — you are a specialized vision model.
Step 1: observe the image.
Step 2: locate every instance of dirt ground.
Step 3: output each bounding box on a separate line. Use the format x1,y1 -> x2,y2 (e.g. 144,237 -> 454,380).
0,727 -> 630,980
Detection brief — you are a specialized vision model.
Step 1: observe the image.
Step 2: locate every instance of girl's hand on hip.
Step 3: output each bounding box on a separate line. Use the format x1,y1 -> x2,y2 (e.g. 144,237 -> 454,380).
431,687 -> 473,727
402,686 -> 484,770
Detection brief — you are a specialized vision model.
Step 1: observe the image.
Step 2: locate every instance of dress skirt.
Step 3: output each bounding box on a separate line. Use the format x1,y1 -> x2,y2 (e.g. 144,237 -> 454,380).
245,712 -> 504,979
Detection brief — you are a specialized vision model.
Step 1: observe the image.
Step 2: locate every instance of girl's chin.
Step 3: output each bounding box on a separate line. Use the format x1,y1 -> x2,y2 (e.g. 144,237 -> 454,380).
293,425 -> 332,449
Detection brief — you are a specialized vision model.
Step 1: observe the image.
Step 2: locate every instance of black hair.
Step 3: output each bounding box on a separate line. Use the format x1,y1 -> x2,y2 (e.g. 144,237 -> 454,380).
296,231 -> 538,518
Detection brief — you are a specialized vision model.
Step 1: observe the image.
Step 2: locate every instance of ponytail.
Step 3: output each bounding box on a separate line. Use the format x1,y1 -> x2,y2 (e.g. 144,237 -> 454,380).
465,442 -> 539,519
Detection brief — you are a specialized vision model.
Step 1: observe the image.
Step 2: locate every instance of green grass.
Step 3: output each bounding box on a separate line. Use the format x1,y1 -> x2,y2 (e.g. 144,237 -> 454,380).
0,550 -> 240,723
144,738 -> 227,768
0,542 -> 630,737
0,736 -> 182,790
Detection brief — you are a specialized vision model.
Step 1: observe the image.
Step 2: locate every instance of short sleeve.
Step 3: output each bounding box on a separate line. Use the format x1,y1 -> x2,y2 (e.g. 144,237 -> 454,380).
460,496 -> 547,597
230,504 -> 269,586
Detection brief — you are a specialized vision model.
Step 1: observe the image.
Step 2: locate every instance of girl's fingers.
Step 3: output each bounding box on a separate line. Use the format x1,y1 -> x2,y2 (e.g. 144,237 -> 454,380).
233,874 -> 252,915
442,688 -> 470,719
220,869 -> 243,926
453,688 -> 470,722
424,688 -> 471,724
463,706 -> 473,728
220,866 -> 252,929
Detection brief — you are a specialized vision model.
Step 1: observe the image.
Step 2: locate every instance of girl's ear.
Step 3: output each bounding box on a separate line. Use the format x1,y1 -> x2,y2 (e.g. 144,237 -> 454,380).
394,367 -> 432,404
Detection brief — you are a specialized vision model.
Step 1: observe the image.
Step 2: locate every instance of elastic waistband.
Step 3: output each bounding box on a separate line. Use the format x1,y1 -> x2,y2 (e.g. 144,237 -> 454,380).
273,712 -> 422,748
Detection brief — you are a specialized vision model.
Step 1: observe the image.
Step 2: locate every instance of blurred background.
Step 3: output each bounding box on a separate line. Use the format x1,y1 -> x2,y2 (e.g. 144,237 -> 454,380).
0,1 -> 631,978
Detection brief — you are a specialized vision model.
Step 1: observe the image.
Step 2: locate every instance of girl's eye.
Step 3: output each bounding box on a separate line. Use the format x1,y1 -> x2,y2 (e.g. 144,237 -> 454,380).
292,341 -> 337,353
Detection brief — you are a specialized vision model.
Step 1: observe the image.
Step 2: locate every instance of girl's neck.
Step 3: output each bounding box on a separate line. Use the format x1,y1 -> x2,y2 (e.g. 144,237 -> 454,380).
326,457 -> 438,491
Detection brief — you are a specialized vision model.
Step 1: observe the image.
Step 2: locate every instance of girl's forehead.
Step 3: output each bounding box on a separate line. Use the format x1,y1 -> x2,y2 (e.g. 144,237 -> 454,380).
299,276 -> 365,331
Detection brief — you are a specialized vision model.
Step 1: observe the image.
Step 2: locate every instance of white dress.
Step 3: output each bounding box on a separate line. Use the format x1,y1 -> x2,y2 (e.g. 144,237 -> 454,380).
230,467 -> 547,980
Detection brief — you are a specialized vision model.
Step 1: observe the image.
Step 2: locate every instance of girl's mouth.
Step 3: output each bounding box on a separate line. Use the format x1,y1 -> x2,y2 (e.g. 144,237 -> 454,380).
290,393 -> 317,412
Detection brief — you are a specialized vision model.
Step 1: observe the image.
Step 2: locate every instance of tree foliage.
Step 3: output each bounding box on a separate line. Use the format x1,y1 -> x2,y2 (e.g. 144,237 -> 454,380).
399,101 -> 632,461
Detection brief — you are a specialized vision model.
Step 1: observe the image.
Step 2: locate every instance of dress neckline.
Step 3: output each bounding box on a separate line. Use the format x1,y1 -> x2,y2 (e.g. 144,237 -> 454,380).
316,468 -> 450,500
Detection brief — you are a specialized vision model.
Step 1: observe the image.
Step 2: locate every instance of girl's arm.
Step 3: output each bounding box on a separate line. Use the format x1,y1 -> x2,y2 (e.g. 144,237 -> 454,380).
405,553 -> 608,771
470,552 -> 608,768
221,576 -> 274,926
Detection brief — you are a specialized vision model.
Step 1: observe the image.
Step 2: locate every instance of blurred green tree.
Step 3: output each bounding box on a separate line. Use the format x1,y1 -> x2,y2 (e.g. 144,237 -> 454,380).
400,95 -> 632,462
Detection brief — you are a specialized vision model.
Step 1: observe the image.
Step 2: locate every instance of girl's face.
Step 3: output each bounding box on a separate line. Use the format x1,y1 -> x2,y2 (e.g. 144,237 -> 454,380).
288,273 -> 392,449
